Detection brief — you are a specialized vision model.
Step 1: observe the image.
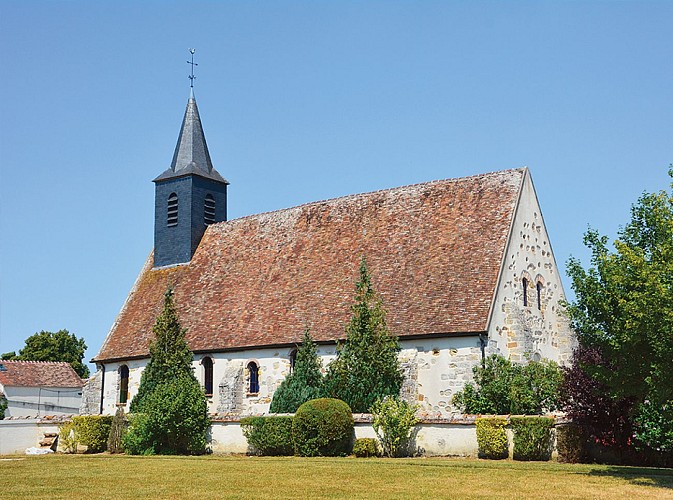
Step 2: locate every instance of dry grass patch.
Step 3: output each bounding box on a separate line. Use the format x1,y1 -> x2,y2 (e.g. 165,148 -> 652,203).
0,454 -> 671,499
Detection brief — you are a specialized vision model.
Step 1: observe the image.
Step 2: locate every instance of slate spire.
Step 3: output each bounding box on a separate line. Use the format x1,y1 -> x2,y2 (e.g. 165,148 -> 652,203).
153,92 -> 228,184
152,91 -> 229,268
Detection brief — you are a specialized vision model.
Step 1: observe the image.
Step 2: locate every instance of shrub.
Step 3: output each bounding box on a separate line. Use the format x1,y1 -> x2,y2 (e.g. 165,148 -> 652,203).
556,423 -> 587,463
123,375 -> 210,455
370,396 -> 418,458
511,416 -> 555,461
292,398 -> 354,457
241,416 -> 294,456
353,438 -> 380,457
0,394 -> 7,420
58,420 -> 78,453
475,417 -> 508,460
72,415 -> 113,453
453,355 -> 562,415
107,407 -> 128,454
270,329 -> 323,413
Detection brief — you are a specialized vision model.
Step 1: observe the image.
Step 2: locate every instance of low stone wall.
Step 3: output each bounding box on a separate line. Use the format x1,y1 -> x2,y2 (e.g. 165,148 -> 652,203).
210,414 -> 481,457
0,416 -> 67,455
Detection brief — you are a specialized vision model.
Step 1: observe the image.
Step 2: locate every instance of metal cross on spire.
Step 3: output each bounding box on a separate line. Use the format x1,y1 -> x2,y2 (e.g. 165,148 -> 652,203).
187,48 -> 198,88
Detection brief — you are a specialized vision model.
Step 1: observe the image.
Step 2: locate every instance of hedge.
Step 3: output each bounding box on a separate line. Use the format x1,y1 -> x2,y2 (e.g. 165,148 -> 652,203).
475,417 -> 508,459
511,416 -> 555,461
240,416 -> 294,456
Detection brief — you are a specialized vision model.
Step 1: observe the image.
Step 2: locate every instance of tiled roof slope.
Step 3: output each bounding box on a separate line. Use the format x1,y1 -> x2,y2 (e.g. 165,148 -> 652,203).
0,361 -> 84,388
94,168 -> 524,362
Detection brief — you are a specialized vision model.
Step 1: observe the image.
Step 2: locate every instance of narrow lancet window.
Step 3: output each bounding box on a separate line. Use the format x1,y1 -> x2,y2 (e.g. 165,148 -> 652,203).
289,349 -> 298,373
202,357 -> 213,397
522,277 -> 529,307
167,193 -> 179,226
119,365 -> 129,405
248,361 -> 260,394
204,194 -> 216,226
536,281 -> 543,310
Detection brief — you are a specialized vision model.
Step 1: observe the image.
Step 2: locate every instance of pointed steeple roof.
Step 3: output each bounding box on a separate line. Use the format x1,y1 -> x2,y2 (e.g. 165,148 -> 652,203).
154,93 -> 228,184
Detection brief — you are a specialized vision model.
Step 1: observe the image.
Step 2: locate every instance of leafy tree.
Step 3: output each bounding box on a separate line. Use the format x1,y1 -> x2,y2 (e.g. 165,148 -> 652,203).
322,256 -> 403,413
565,167 -> 673,453
0,393 -> 7,420
125,288 -> 209,455
1,330 -> 89,378
452,354 -> 562,415
269,329 -> 323,413
130,288 -> 195,412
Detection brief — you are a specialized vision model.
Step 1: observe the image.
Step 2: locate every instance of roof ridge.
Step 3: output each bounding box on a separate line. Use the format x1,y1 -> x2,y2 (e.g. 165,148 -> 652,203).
0,360 -> 71,366
211,167 -> 525,228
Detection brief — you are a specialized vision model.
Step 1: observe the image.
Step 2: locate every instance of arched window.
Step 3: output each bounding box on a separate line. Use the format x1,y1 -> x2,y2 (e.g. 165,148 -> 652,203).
167,193 -> 178,226
204,194 -> 216,226
536,281 -> 543,310
202,357 -> 213,397
119,365 -> 129,405
247,361 -> 260,394
522,277 -> 529,307
289,349 -> 298,373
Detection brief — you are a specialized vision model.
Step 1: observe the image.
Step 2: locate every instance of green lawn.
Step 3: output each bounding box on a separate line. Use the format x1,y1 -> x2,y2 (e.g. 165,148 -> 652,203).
1,454 -> 672,499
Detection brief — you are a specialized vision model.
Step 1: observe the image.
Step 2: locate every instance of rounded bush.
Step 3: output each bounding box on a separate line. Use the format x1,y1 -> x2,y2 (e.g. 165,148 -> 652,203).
292,398 -> 354,457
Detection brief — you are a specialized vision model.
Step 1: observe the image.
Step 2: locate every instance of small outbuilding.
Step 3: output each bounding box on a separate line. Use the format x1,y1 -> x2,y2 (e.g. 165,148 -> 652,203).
0,360 -> 84,417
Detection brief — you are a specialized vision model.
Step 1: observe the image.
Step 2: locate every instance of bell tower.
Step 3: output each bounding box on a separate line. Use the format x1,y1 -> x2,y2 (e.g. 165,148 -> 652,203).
152,84 -> 228,268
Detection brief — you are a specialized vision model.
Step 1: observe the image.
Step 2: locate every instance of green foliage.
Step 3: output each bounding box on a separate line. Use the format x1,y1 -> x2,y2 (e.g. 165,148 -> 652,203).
292,398 -> 354,457
510,416 -> 555,461
0,393 -> 7,420
71,416 -> 113,453
130,289 -> 195,412
352,438 -> 380,458
124,288 -> 209,455
270,329 -> 323,413
3,329 -> 89,378
475,417 -> 509,459
107,407 -> 128,454
565,168 -> 673,453
370,396 -> 419,458
124,375 -> 210,455
556,423 -> 587,464
633,399 -> 673,453
240,416 -> 294,456
58,416 -> 113,453
452,355 -> 562,415
58,420 -> 78,453
322,257 -> 403,413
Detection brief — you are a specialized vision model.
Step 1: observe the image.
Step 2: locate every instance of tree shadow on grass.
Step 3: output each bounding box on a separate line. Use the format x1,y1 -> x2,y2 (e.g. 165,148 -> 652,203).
588,466 -> 673,490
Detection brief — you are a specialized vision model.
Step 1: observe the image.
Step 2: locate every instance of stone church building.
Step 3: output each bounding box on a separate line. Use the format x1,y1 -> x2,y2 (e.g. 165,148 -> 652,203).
86,91 -> 574,417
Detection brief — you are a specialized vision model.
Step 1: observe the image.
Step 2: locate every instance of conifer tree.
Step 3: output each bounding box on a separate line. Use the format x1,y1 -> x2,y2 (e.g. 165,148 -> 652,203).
269,329 -> 323,413
130,288 -> 197,412
124,287 -> 209,454
323,256 -> 403,412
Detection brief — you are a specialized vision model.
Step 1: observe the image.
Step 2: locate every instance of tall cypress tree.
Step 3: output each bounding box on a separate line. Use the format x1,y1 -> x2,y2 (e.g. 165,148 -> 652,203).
269,329 -> 323,413
323,256 -> 403,412
130,288 -> 196,412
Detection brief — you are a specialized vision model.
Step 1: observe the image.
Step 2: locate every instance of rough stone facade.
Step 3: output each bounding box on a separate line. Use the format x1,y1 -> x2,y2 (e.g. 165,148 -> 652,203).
79,370 -> 102,415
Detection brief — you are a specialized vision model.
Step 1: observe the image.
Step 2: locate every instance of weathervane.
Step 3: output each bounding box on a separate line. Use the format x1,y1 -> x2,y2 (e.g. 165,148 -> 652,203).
187,48 -> 198,88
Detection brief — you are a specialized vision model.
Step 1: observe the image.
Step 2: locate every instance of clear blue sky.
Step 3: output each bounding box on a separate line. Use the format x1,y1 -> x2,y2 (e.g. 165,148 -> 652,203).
1,1 -> 671,371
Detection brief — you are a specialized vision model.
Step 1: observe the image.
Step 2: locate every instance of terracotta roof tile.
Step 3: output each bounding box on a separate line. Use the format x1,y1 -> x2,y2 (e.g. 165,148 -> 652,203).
94,168 -> 524,362
0,361 -> 84,388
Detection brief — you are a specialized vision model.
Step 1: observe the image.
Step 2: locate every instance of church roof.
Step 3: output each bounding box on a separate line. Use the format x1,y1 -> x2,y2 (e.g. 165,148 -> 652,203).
94,168 -> 525,362
0,361 -> 84,388
153,93 -> 228,184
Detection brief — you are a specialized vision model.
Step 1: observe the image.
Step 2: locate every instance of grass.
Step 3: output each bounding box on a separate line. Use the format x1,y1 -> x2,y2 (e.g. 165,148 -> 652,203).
1,454 -> 672,499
